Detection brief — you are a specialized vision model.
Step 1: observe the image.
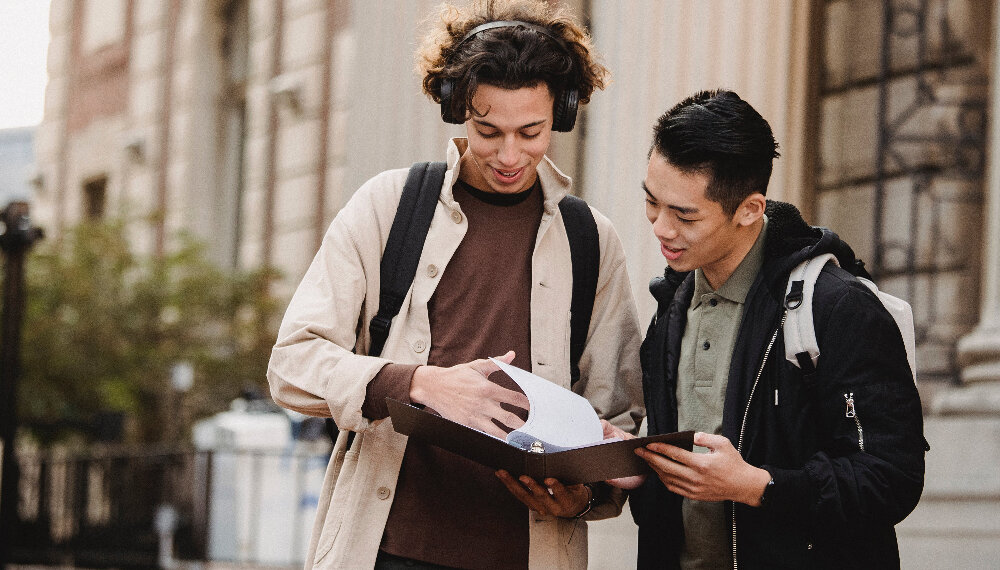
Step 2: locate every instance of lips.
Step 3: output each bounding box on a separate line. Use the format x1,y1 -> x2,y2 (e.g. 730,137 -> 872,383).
661,243 -> 684,261
492,166 -> 524,185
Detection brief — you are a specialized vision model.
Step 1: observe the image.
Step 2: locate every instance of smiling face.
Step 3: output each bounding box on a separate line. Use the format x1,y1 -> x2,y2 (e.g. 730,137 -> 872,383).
644,150 -> 765,289
458,83 -> 554,194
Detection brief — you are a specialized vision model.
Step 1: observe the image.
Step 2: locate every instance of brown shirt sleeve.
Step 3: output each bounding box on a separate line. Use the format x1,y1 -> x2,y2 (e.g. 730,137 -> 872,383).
362,363 -> 419,420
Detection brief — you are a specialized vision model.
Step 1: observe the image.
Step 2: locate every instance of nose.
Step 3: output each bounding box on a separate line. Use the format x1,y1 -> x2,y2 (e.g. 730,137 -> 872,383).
652,212 -> 678,241
496,135 -> 519,166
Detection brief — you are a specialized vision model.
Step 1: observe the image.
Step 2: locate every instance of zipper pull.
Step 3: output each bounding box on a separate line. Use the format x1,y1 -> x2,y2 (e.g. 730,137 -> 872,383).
844,393 -> 856,418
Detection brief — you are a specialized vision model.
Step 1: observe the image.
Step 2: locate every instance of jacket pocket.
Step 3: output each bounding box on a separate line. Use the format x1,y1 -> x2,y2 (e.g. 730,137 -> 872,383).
313,445 -> 360,563
562,310 -> 573,388
844,392 -> 864,451
561,517 -> 588,567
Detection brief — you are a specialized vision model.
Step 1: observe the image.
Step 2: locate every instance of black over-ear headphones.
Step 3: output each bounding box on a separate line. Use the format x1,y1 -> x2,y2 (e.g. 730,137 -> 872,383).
439,20 -> 580,132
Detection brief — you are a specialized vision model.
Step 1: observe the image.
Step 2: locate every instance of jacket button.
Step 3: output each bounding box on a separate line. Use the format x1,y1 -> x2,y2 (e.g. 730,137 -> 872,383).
703,340 -> 711,350
377,486 -> 391,500
413,340 -> 426,353
709,298 -> 718,307
451,210 -> 463,223
427,264 -> 438,277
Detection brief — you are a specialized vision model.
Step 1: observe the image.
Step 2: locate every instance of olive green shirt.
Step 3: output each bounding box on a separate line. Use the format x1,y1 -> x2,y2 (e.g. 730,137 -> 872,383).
677,216 -> 768,569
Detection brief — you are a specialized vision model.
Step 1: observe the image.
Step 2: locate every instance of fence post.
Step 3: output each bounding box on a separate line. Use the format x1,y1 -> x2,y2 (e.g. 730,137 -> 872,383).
0,202 -> 43,568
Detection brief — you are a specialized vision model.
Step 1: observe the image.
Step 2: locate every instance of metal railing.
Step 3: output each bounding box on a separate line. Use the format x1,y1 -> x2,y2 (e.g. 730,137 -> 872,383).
9,444 -> 329,568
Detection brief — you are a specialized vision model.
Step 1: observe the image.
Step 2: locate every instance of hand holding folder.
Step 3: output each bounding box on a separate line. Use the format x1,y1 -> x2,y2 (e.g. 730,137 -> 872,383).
387,359 -> 693,485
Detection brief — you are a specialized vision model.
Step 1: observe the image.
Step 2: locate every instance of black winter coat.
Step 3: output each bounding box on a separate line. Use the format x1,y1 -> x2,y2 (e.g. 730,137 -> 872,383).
631,201 -> 926,569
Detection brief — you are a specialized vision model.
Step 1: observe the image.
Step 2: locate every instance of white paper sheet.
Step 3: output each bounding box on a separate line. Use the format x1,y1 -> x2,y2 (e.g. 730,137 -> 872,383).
490,358 -> 603,450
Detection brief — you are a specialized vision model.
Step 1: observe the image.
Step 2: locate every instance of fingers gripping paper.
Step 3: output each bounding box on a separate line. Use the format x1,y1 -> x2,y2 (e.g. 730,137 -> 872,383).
491,358 -> 604,451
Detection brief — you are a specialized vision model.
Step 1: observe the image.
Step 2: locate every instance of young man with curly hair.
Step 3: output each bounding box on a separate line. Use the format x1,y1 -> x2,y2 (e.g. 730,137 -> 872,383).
267,1 -> 644,568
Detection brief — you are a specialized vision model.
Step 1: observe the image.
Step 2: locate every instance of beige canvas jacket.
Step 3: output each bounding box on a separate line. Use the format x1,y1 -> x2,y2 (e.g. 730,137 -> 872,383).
267,138 -> 644,569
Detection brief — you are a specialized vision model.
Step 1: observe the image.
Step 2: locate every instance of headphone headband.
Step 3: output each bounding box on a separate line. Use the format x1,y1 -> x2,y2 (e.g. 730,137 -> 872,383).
439,19 -> 579,131
456,20 -> 571,54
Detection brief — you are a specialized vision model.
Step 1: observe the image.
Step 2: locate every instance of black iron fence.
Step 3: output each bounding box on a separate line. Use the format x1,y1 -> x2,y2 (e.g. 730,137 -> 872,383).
8,445 -> 329,568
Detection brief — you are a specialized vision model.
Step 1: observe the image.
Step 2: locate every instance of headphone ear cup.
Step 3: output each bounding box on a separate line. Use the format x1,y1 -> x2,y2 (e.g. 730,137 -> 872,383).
552,88 -> 579,132
440,79 -> 464,124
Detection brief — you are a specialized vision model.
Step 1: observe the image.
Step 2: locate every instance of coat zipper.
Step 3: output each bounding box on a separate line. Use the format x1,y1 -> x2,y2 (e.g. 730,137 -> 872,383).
845,392 -> 864,451
732,312 -> 786,570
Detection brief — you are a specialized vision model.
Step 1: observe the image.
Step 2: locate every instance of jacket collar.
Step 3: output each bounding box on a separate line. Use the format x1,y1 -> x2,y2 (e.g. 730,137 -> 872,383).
759,200 -> 867,287
444,137 -> 572,213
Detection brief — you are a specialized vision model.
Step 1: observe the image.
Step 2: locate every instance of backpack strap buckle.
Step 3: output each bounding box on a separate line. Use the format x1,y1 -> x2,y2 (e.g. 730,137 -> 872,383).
784,280 -> 804,310
368,314 -> 393,355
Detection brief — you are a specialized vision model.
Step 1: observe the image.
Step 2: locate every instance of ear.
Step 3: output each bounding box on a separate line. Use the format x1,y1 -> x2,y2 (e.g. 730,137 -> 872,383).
734,193 -> 766,228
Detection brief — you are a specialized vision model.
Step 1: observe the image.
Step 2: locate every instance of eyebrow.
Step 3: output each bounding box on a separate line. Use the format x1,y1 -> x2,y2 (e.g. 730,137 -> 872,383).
642,182 -> 699,215
473,118 -> 548,130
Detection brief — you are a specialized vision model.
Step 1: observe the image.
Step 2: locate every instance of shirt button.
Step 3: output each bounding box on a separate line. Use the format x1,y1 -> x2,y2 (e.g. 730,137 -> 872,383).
703,340 -> 711,350
709,298 -> 718,307
377,486 -> 391,500
427,264 -> 438,277
451,210 -> 463,223
413,340 -> 426,353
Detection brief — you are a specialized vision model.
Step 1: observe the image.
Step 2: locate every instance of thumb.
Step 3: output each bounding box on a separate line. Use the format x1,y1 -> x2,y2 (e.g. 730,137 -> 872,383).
601,419 -> 632,440
469,350 -> 516,377
693,432 -> 731,452
495,350 -> 515,363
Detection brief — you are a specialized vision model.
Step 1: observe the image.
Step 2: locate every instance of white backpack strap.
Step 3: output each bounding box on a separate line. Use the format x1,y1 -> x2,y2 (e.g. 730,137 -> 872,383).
856,277 -> 918,383
783,253 -> 839,373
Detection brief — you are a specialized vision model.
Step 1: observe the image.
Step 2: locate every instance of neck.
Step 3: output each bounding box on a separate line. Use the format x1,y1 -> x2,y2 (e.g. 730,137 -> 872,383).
456,177 -> 536,206
702,217 -> 764,290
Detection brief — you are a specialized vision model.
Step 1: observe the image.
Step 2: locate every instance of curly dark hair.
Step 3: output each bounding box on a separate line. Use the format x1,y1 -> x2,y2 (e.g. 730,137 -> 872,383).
416,0 -> 609,122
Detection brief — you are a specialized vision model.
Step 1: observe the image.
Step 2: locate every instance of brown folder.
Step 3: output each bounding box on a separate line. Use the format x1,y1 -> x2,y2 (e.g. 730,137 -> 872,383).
387,399 -> 694,485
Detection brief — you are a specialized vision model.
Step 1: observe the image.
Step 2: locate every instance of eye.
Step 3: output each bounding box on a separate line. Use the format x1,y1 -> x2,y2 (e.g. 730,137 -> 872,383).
477,130 -> 500,139
521,130 -> 541,139
677,215 -> 696,224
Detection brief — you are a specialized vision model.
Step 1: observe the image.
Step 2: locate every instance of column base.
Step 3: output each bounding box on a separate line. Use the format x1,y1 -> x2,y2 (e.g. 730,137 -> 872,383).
956,325 -> 1000,385
931,382 -> 1000,415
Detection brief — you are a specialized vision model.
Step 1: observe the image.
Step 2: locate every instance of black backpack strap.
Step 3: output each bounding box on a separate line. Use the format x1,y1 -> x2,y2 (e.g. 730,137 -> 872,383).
367,161 -> 447,357
558,194 -> 600,387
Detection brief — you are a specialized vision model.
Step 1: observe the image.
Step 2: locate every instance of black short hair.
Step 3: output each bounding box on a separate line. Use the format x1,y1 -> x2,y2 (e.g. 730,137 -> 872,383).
650,90 -> 780,215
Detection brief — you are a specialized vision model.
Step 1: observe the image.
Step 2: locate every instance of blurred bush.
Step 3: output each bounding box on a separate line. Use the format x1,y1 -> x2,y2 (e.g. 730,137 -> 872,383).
16,218 -> 283,446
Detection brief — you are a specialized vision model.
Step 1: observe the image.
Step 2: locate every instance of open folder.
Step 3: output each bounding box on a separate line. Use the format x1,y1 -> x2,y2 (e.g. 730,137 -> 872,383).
386,359 -> 693,485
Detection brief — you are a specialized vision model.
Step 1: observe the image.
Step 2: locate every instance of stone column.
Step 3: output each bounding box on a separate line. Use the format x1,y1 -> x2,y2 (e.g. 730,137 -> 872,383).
939,11 -> 1000,412
895,15 -> 1000,568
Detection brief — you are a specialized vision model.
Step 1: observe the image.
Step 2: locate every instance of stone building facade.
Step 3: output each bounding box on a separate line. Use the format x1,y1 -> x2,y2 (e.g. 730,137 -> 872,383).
34,0 -> 1000,566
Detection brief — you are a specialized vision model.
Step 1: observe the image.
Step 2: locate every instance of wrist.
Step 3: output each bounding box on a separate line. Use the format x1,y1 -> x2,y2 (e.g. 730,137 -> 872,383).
408,365 -> 435,405
747,468 -> 773,507
571,483 -> 596,518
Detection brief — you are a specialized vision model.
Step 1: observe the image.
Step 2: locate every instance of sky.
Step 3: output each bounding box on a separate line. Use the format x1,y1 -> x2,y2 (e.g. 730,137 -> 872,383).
0,1 -> 51,129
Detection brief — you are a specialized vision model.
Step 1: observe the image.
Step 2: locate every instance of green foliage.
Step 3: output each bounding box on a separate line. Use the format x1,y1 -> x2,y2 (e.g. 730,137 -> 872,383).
17,219 -> 283,445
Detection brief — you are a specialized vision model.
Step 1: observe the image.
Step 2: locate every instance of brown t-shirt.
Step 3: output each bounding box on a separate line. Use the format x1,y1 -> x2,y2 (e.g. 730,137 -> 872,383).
362,178 -> 542,569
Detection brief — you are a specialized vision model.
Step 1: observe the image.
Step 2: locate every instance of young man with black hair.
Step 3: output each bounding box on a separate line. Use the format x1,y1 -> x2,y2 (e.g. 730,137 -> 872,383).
266,1 -> 643,568
609,90 -> 926,568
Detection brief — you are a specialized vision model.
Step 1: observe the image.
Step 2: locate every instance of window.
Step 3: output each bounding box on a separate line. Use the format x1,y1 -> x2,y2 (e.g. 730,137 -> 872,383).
84,176 -> 107,219
813,0 -> 992,384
